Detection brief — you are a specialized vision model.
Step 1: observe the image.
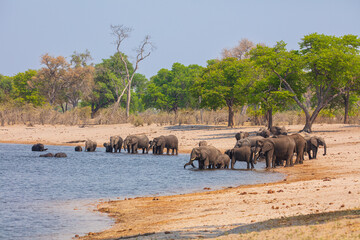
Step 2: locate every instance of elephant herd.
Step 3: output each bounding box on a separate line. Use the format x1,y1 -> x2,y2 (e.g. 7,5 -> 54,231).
184,126 -> 327,170
76,134 -> 179,155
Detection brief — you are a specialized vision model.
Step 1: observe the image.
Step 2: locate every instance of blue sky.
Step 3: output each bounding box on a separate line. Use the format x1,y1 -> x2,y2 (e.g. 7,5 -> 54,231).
1,0 -> 359,79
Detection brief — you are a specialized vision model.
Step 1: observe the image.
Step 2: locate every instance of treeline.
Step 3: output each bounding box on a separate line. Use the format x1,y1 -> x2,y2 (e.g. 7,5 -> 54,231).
1,32 -> 360,132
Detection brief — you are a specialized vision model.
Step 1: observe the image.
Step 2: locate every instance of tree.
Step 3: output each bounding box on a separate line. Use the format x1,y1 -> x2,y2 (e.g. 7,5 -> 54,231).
111,24 -> 154,118
64,51 -> 95,108
87,53 -> 147,116
247,71 -> 295,129
32,54 -> 70,105
0,74 -> 13,102
144,63 -> 203,115
251,34 -> 360,132
194,58 -> 252,127
221,38 -> 255,60
12,70 -> 44,106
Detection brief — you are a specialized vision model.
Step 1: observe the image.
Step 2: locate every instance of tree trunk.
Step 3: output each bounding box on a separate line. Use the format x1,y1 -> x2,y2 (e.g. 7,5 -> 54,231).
227,103 -> 234,128
302,106 -> 322,133
343,92 -> 350,124
126,84 -> 131,118
266,108 -> 273,130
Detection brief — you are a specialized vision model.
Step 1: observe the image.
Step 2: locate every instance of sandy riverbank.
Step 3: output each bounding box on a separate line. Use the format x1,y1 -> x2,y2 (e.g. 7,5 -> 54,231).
1,123 -> 360,239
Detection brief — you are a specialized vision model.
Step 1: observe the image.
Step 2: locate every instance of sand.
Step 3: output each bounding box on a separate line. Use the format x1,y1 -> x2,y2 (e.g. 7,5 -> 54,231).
1,123 -> 360,239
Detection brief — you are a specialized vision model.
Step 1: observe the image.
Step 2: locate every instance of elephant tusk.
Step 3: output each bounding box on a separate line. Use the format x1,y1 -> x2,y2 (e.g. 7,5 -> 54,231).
190,158 -> 196,161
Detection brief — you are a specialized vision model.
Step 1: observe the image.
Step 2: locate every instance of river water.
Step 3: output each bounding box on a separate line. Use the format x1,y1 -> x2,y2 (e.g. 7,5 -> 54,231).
0,143 -> 284,239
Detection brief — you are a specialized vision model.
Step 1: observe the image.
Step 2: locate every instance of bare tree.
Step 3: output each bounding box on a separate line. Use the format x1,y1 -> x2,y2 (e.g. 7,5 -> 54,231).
221,38 -> 255,60
110,24 -> 154,118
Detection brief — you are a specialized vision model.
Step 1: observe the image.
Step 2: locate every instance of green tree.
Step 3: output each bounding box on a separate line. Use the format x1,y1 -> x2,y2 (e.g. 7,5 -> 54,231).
194,58 -> 252,127
0,74 -> 13,102
251,34 -> 360,132
247,71 -> 295,129
144,63 -> 203,116
12,70 -> 44,106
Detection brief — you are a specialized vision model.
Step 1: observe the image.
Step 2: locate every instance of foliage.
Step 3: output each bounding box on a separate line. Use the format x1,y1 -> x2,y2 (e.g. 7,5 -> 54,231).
144,63 -> 203,113
193,58 -> 253,126
12,70 -> 44,106
0,74 -> 13,102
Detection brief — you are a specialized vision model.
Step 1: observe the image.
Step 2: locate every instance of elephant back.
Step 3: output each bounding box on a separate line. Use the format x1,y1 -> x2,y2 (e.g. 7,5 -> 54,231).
165,135 -> 178,148
137,134 -> 149,148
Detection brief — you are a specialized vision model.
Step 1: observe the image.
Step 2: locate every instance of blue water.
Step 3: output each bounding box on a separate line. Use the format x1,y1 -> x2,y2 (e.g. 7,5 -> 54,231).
0,143 -> 284,240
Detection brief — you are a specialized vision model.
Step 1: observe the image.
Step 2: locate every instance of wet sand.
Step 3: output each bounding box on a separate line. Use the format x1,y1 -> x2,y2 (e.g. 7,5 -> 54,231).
1,123 -> 360,239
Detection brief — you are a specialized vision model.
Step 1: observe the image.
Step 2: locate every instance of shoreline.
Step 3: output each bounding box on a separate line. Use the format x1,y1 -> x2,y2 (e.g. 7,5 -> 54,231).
1,123 -> 360,239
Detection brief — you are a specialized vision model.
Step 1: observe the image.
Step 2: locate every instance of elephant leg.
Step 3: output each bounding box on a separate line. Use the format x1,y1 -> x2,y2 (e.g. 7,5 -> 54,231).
246,161 -> 250,169
313,147 -> 318,159
166,148 -> 170,155
231,158 -> 236,169
307,150 -> 312,159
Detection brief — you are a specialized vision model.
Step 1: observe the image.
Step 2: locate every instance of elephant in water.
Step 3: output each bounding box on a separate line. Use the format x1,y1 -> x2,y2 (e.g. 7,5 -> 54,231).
32,143 -> 48,151
150,135 -> 178,155
110,136 -> 123,153
75,146 -> 82,152
216,154 -> 230,169
304,135 -> 326,159
124,135 -> 149,154
184,146 -> 222,169
256,136 -> 296,168
103,142 -> 112,152
85,140 -> 97,152
225,146 -> 254,170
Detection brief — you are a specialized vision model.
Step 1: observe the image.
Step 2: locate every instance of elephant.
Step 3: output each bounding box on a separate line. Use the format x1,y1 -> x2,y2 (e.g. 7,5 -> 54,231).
198,141 -> 208,147
75,146 -> 83,152
288,134 -> 307,164
184,146 -> 222,169
256,128 -> 271,138
124,135 -> 149,154
269,126 -> 288,136
235,136 -> 264,161
304,136 -> 326,159
110,135 -> 123,153
85,140 -> 97,152
150,135 -> 178,155
235,131 -> 250,141
225,146 -> 254,169
32,143 -> 48,151
103,142 -> 112,152
216,154 -> 230,169
256,136 -> 296,168
40,153 -> 54,157
54,152 -> 67,158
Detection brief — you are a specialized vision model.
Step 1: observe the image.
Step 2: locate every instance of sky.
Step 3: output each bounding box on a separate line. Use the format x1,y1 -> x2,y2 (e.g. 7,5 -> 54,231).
1,0 -> 360,79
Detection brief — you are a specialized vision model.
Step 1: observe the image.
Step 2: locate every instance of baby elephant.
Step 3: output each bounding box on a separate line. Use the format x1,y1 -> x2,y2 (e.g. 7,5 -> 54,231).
225,146 -> 254,170
216,154 -> 230,169
103,142 -> 112,152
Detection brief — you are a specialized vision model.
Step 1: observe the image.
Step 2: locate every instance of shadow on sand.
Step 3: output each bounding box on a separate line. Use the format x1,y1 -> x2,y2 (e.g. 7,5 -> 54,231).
109,209 -> 360,239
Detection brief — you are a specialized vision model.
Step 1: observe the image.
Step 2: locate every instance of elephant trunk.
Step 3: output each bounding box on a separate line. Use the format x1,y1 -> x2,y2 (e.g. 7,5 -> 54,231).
323,142 -> 327,156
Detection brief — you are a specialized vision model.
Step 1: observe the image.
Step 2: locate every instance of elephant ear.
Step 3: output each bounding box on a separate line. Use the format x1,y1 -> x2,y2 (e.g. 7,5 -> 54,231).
256,140 -> 264,147
311,137 -> 317,146
200,149 -> 208,160
262,141 -> 273,153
